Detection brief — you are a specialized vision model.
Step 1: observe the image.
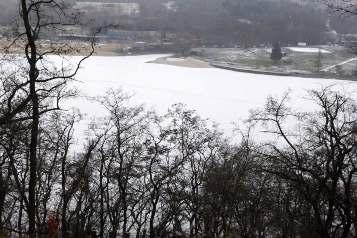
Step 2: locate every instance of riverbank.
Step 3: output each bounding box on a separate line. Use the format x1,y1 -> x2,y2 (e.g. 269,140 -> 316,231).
211,62 -> 357,81
2,37 -> 356,80
191,46 -> 357,80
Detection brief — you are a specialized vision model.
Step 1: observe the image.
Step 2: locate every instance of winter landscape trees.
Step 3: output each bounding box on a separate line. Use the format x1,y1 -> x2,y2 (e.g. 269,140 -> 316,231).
1,69 -> 357,237
0,1 -> 357,238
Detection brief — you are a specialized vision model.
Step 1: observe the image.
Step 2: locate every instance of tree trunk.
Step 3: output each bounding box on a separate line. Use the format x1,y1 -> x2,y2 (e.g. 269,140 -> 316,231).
20,1 -> 40,237
99,155 -> 105,238
18,198 -> 23,238
61,158 -> 68,238
149,195 -> 159,238
28,66 -> 39,238
0,167 -> 5,232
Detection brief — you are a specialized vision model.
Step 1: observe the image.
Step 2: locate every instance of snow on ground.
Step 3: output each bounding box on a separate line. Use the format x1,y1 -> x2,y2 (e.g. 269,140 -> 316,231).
62,54 -> 357,142
322,57 -> 357,72
286,47 -> 331,53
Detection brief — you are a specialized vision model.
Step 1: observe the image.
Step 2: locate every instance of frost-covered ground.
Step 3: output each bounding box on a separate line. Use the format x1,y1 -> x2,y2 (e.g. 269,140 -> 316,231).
63,54 -> 357,141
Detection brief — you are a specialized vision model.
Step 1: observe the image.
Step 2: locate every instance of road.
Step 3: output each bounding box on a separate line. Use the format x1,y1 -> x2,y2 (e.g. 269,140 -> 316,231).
321,57 -> 357,72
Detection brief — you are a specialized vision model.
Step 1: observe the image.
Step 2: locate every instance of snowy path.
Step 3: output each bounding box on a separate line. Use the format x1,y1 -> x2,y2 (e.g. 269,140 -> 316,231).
321,57 -> 357,72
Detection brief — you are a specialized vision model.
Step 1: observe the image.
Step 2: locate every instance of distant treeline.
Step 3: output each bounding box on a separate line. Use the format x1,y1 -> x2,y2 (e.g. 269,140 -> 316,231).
1,0 -> 357,46
83,0 -> 357,46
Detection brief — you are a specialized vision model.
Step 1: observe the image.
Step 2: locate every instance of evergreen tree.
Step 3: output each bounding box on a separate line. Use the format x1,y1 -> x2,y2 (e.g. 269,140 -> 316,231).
271,42 -> 283,62
315,48 -> 322,72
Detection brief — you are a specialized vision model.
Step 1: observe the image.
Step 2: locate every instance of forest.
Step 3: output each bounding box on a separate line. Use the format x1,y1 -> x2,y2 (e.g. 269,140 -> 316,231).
1,0 -> 357,45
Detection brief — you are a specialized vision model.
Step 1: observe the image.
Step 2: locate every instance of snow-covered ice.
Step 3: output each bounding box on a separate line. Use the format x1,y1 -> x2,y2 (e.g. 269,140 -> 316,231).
63,54 -> 356,140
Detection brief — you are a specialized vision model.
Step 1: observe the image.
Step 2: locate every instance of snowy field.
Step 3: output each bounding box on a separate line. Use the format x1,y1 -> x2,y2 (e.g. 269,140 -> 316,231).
285,47 -> 331,54
63,54 -> 357,141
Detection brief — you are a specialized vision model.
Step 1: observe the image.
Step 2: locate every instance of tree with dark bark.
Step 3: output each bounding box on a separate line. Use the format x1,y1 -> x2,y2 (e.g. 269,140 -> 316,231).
0,1 -> 94,237
270,42 -> 283,62
249,89 -> 357,238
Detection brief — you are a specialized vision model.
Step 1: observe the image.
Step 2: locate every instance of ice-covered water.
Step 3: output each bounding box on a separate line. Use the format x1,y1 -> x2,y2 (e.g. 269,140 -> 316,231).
63,54 -> 357,140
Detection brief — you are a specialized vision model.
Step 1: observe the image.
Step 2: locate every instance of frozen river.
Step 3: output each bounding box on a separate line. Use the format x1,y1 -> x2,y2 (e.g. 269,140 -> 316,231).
65,54 -> 357,139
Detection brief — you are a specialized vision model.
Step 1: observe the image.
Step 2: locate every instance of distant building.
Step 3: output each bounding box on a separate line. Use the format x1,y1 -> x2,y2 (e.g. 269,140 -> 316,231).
342,34 -> 357,42
237,18 -> 253,25
0,26 -> 10,37
297,42 -> 307,47
74,2 -> 140,16
324,30 -> 339,43
105,29 -> 161,41
341,34 -> 357,53
343,41 -> 357,54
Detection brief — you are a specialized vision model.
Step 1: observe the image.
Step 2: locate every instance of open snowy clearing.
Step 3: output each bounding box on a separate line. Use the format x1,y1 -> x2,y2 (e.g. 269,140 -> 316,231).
286,47 -> 331,53
62,54 -> 357,141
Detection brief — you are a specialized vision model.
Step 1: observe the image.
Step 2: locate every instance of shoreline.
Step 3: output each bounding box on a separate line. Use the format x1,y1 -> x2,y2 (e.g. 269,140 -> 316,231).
1,37 -> 354,80
211,62 -> 356,81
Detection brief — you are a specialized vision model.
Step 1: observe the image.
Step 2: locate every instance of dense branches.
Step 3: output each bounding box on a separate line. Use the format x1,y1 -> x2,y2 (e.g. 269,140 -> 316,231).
0,1 -> 93,237
0,2 -> 357,238
1,85 -> 357,238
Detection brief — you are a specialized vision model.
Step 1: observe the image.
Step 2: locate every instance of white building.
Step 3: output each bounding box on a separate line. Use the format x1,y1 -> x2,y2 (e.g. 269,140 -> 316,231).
74,2 -> 140,16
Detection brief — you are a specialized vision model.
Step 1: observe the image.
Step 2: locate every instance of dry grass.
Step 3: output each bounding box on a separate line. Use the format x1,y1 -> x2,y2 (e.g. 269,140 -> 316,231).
0,37 -> 126,56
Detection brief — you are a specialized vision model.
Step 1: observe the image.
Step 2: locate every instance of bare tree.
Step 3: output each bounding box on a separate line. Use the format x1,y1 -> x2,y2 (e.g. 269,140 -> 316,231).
0,1 -> 95,237
249,88 -> 357,238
